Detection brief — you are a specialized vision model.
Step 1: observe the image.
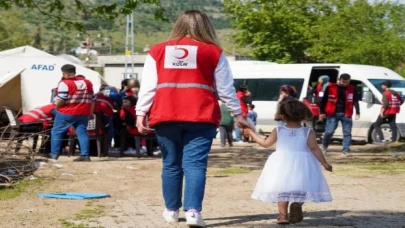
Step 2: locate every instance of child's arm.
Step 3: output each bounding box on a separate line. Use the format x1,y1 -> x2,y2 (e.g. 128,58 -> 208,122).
248,128 -> 277,148
307,129 -> 333,172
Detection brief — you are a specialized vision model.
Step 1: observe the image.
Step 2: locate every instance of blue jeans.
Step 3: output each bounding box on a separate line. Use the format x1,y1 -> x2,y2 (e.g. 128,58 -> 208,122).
234,125 -> 241,141
107,117 -> 114,146
51,112 -> 90,156
322,113 -> 353,150
154,122 -> 216,212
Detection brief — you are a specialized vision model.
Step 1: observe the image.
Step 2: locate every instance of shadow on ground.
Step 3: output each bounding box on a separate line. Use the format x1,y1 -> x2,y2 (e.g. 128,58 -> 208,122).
208,143 -> 405,170
205,210 -> 405,227
208,147 -> 271,170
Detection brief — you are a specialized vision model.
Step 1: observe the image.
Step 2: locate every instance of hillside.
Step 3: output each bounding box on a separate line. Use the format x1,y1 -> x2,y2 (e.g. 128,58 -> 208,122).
6,0 -> 247,56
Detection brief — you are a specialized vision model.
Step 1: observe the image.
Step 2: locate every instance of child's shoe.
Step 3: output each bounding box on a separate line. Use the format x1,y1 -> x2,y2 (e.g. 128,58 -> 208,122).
289,202 -> 304,224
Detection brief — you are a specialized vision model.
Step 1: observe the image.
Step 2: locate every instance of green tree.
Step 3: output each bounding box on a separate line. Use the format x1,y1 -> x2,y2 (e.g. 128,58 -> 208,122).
0,11 -> 32,50
32,26 -> 42,49
224,0 -> 320,63
307,0 -> 405,70
224,0 -> 405,70
0,0 -> 167,31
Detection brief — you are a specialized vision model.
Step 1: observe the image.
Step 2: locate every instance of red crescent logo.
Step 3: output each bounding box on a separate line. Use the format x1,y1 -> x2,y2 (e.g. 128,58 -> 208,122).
175,48 -> 189,59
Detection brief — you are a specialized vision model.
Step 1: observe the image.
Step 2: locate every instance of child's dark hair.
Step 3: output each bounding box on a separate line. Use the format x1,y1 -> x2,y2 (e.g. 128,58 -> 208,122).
249,104 -> 255,110
123,96 -> 137,106
277,100 -> 313,122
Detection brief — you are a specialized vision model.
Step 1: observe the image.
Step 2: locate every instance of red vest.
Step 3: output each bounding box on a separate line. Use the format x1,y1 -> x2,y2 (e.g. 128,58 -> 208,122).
384,91 -> 401,114
125,89 -> 134,97
94,93 -> 114,118
58,77 -> 94,116
120,106 -> 139,134
325,83 -> 355,117
147,37 -> 222,127
237,91 -> 249,118
316,83 -> 323,98
19,104 -> 55,123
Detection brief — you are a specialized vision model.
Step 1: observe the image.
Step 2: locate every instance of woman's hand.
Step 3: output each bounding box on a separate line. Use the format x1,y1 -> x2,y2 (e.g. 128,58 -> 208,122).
136,116 -> 153,134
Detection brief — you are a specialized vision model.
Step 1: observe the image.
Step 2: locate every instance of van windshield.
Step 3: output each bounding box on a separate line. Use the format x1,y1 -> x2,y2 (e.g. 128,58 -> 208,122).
369,79 -> 405,99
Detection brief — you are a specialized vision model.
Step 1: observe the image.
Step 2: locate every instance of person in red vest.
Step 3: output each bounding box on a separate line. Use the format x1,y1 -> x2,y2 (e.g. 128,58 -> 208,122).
234,85 -> 254,143
119,96 -> 147,155
135,10 -> 251,227
94,85 -> 115,147
313,75 -> 330,103
16,104 -> 56,153
320,73 -> 360,156
18,104 -> 56,126
119,78 -> 139,97
374,80 -> 403,143
50,64 -> 95,162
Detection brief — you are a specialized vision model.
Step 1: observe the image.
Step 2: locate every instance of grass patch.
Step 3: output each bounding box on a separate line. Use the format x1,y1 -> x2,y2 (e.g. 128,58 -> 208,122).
361,142 -> 405,153
61,203 -> 106,228
0,179 -> 45,200
214,167 -> 250,175
60,220 -> 102,228
335,161 -> 405,174
75,205 -> 105,220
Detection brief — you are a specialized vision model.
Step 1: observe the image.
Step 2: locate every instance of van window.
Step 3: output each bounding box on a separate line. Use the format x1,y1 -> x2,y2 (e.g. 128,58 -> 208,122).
234,78 -> 305,101
369,79 -> 405,99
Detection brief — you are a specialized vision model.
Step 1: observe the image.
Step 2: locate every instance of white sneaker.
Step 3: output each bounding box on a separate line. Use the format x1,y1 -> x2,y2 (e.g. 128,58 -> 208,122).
140,146 -> 147,155
185,211 -> 205,227
162,209 -> 179,222
153,150 -> 162,156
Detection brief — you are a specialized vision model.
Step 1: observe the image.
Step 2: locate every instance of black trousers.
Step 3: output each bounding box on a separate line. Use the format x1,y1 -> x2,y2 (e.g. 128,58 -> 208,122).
219,125 -> 233,146
374,114 -> 397,141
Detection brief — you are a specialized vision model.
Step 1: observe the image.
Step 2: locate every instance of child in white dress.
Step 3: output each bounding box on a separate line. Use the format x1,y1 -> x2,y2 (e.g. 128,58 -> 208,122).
248,100 -> 333,225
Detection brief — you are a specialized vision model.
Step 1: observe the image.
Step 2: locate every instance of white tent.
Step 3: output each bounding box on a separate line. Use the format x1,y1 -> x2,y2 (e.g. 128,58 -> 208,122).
0,46 -> 106,113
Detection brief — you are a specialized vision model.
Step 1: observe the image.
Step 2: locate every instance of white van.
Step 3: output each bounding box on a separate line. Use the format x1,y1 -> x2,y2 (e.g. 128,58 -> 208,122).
229,61 -> 405,143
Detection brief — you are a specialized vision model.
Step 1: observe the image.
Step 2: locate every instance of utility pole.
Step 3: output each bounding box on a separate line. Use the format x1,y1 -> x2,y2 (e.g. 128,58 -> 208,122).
125,11 -> 135,79
85,36 -> 90,67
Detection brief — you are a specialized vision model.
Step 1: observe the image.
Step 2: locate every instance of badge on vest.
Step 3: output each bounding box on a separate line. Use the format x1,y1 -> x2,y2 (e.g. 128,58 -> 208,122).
74,80 -> 87,90
164,45 -> 198,69
347,93 -> 353,100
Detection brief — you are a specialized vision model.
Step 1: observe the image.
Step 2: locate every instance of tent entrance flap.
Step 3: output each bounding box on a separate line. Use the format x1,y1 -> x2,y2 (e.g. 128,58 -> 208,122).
0,74 -> 22,113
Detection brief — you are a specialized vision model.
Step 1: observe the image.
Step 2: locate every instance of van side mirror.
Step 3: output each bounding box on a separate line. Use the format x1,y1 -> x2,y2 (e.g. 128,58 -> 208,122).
362,91 -> 373,104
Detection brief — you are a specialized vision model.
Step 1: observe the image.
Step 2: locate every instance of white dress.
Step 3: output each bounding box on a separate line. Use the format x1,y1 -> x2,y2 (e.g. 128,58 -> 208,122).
252,126 -> 332,203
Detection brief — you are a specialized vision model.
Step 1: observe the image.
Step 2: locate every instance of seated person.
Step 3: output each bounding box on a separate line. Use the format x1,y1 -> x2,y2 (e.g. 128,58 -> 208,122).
119,79 -> 140,97
18,104 -> 56,127
100,85 -> 124,107
119,96 -> 147,155
94,85 -> 118,149
17,104 -> 68,154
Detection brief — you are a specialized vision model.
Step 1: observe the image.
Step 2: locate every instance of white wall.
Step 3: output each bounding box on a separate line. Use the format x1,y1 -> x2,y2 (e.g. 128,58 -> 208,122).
104,66 -> 144,89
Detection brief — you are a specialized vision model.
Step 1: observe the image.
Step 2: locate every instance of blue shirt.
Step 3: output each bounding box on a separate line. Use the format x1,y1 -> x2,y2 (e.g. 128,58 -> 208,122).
248,111 -> 257,125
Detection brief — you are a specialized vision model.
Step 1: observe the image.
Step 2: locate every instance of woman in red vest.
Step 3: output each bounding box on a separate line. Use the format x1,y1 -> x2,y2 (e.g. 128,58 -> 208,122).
313,75 -> 330,103
135,10 -> 251,227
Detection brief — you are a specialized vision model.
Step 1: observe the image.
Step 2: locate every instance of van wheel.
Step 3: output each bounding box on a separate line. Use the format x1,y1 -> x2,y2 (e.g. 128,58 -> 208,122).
370,124 -> 399,143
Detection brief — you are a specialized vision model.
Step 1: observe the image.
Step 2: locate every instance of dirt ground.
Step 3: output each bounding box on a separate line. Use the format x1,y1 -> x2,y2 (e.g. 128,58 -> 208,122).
1,141 -> 405,228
